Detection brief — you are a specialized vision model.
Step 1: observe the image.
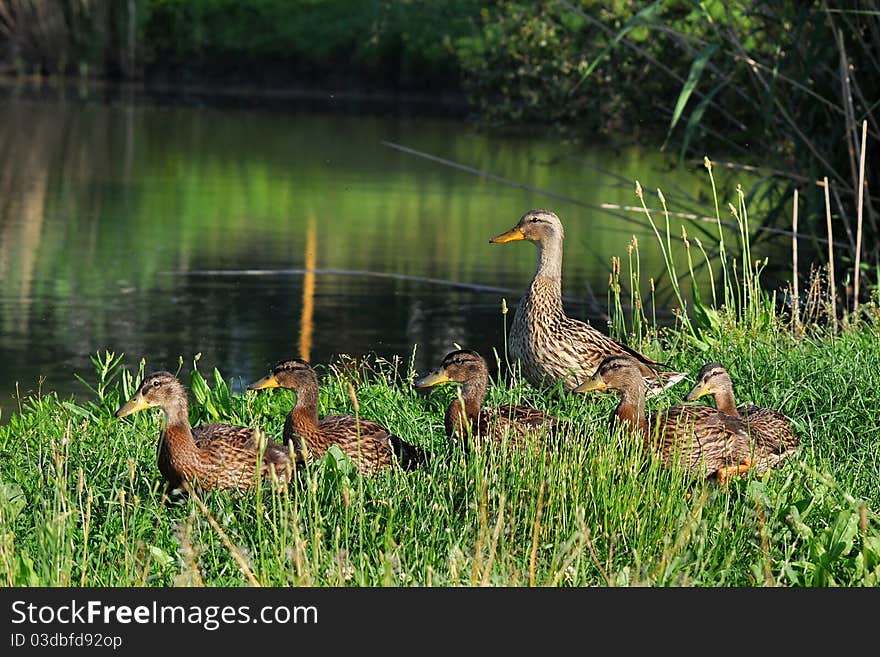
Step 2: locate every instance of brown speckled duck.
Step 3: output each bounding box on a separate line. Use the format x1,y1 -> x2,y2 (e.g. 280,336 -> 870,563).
685,363 -> 799,470
575,356 -> 754,483
115,371 -> 293,492
490,209 -> 685,395
413,349 -> 572,449
247,359 -> 427,475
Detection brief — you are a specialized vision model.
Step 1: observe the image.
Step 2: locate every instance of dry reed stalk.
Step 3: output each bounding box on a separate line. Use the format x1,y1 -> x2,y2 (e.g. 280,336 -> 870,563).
823,176 -> 837,333
792,188 -> 800,333
854,119 -> 867,315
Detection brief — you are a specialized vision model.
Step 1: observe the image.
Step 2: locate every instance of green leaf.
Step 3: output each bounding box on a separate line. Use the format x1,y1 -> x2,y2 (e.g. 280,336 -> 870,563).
678,79 -> 725,161
822,509 -> 858,562
62,402 -> 98,422
863,536 -> 880,568
326,444 -> 356,477
569,0 -> 666,94
15,550 -> 40,586
690,277 -> 721,334
664,43 -> 718,148
0,482 -> 27,521
148,545 -> 175,566
786,505 -> 813,540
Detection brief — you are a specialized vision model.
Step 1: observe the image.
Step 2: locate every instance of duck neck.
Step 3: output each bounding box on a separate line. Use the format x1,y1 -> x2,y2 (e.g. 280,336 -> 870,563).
526,237 -> 564,314
713,382 -> 739,416
534,236 -> 563,283
445,379 -> 485,442
613,385 -> 649,435
160,397 -> 199,465
284,383 -> 327,454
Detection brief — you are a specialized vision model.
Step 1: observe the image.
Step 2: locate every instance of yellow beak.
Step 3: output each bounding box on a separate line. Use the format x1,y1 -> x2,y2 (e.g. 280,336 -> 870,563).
684,383 -> 710,401
573,373 -> 607,393
413,368 -> 451,388
114,393 -> 151,418
489,227 -> 525,244
248,373 -> 281,391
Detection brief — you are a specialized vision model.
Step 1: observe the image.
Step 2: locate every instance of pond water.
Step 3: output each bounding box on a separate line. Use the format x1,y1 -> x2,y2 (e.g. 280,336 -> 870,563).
0,83 -> 790,422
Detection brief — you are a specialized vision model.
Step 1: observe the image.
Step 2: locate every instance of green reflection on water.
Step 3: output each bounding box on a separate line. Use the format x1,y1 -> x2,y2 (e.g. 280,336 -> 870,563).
0,92 -> 779,422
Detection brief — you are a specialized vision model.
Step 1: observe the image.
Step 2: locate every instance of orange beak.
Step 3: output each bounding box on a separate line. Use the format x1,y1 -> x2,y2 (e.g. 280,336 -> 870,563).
489,227 -> 525,244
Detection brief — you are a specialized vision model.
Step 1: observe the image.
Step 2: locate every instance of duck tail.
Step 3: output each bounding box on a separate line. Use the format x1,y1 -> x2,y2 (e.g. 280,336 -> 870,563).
645,370 -> 688,398
389,435 -> 431,471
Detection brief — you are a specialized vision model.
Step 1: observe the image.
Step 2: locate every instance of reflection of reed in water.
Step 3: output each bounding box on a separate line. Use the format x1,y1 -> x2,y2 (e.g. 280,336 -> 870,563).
0,104 -> 52,334
299,215 -> 317,361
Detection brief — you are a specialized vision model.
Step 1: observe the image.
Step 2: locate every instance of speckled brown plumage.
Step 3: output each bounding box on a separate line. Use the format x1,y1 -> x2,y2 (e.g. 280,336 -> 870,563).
248,359 -> 427,476
490,209 -> 686,395
414,349 -> 573,449
685,363 -> 799,472
575,356 -> 756,482
115,371 -> 293,492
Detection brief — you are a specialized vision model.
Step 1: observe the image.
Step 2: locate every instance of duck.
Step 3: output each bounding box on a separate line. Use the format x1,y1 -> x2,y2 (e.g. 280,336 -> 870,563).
685,362 -> 799,469
247,358 -> 427,476
114,370 -> 293,492
574,355 -> 755,483
413,349 -> 572,449
489,209 -> 685,395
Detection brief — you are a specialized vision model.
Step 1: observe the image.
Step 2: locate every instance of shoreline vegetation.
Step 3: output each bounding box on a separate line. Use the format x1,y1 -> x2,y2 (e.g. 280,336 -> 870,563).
1,1 -> 876,279
2,165 -> 879,587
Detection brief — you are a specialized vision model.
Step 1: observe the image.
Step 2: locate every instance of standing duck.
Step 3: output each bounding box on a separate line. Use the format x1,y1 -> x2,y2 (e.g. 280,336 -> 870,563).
574,356 -> 754,483
115,371 -> 293,492
489,209 -> 685,395
413,349 -> 571,449
247,359 -> 427,475
685,363 -> 799,470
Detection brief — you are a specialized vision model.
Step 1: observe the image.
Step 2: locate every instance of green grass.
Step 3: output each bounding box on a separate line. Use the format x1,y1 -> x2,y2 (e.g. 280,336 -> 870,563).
2,168 -> 880,587
1,308 -> 879,587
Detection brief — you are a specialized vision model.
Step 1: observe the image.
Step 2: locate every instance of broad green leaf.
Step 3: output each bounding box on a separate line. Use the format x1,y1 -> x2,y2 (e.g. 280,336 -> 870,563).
0,482 -> 26,521
16,550 -> 41,586
665,43 -> 718,148
822,509 -> 858,562
691,276 -> 721,333
786,505 -> 813,540
679,79 -> 725,161
148,545 -> 175,566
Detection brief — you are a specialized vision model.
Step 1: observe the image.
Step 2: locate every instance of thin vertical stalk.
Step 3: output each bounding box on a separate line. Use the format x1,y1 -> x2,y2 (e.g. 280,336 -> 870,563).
823,177 -> 837,334
854,119 -> 867,316
704,157 -> 731,309
792,189 -> 800,333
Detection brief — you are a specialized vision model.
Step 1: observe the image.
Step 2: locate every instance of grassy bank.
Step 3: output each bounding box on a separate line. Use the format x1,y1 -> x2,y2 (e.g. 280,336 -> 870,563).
1,314 -> 879,586
2,170 -> 879,587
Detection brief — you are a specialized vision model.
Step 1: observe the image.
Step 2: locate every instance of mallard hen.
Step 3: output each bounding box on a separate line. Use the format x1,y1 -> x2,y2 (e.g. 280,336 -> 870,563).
115,371 -> 293,492
490,209 -> 685,395
247,359 -> 427,475
413,349 -> 571,449
574,356 -> 755,483
685,362 -> 799,470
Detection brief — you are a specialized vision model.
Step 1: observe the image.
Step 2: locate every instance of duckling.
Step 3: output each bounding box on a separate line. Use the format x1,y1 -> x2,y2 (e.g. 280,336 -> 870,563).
685,363 -> 799,470
574,356 -> 754,483
413,349 -> 571,449
115,371 -> 293,492
490,209 -> 685,395
247,359 -> 427,475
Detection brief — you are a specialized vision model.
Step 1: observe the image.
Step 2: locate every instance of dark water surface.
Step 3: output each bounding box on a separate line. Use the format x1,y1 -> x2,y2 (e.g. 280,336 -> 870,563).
0,84 -> 787,422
